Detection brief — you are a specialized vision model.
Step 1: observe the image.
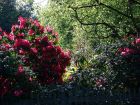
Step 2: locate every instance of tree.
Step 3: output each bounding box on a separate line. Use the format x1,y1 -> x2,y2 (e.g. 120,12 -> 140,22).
70,0 -> 140,38
0,0 -> 17,32
16,0 -> 34,18
0,0 -> 34,32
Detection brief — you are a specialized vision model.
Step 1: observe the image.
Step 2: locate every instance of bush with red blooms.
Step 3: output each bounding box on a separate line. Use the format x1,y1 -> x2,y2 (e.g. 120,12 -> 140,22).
0,38 -> 35,98
0,17 -> 71,98
12,16 -> 71,84
109,35 -> 140,87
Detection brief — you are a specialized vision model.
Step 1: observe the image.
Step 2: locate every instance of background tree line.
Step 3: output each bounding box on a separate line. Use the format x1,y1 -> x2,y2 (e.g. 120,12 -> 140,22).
37,0 -> 140,50
0,0 -> 34,32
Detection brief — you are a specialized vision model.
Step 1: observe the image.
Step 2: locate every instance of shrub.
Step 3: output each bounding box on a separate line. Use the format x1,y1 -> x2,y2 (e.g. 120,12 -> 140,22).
111,35 -> 140,87
0,42 -> 35,97
69,34 -> 140,90
12,17 -> 71,85
90,34 -> 140,89
0,16 -> 71,97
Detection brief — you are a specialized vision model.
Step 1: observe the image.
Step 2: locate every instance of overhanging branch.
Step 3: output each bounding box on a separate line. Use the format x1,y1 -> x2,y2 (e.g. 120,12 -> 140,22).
99,3 -> 131,18
71,7 -> 118,36
74,4 -> 98,9
71,1 -> 132,19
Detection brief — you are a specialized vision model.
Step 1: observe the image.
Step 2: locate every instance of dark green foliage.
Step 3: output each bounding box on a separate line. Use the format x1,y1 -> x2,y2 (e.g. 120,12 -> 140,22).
0,0 -> 18,32
0,0 -> 33,32
0,51 -> 18,77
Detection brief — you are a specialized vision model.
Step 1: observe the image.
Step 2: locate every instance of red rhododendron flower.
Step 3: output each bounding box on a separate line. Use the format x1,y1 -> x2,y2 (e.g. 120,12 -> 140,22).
28,29 -> 35,36
46,45 -> 54,51
18,49 -> 26,55
5,43 -> 11,49
55,46 -> 62,54
34,37 -> 41,45
3,31 -> 8,37
41,54 -> 51,62
41,36 -> 48,45
48,41 -> 53,46
0,35 -> 2,40
42,47 -> 47,53
21,39 -> 30,48
29,77 -> 33,82
11,24 -> 19,32
119,47 -> 136,56
45,26 -> 53,33
63,53 -> 71,65
14,39 -> 22,48
60,51 -> 71,60
135,38 -> 140,44
39,26 -> 44,34
2,43 -> 11,50
14,39 -> 30,49
30,47 -> 38,54
54,64 -> 62,72
8,33 -> 14,41
121,51 -> 129,56
18,16 -> 26,29
14,89 -> 23,97
22,58 -> 30,66
33,20 -> 40,27
118,48 -> 124,52
124,48 -> 135,54
52,31 -> 58,36
17,33 -> 24,37
17,65 -> 24,73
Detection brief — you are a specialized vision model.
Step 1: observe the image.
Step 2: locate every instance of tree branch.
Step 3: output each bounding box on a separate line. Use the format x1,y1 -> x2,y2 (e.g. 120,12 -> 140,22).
70,7 -> 119,38
74,4 -> 98,9
99,2 -> 131,18
72,1 -> 132,19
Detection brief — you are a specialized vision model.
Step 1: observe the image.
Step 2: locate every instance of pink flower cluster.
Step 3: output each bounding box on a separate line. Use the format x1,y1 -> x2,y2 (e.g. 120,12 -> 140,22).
117,36 -> 140,63
0,16 -> 71,97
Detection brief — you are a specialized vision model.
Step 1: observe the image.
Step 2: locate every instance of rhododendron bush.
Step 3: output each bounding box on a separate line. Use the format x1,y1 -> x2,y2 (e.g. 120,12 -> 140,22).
115,36 -> 140,73
0,45 -> 35,97
109,35 -> 140,88
0,16 -> 71,97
